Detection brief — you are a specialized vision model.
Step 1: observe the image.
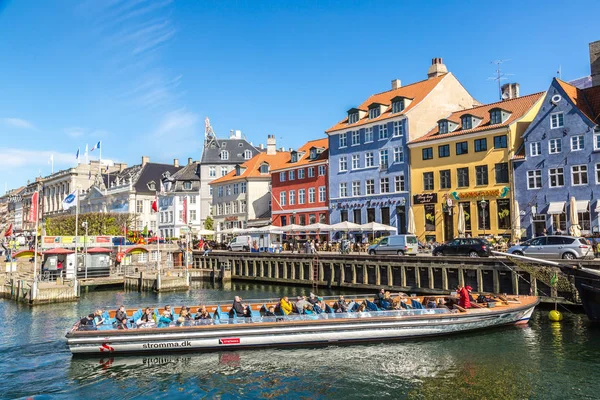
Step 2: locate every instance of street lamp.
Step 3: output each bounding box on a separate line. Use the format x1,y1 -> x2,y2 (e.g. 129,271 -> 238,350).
480,200 -> 488,237
82,221 -> 88,278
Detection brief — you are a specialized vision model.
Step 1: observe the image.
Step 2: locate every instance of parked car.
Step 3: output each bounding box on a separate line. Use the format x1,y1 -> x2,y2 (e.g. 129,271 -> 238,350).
227,235 -> 252,252
507,236 -> 594,260
368,235 -> 419,256
432,238 -> 491,257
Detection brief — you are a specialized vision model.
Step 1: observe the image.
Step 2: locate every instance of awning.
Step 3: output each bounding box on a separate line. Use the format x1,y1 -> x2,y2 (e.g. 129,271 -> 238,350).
576,200 -> 590,213
43,248 -> 74,255
125,246 -> 148,254
85,247 -> 112,254
547,202 -> 566,215
595,201 -> 600,213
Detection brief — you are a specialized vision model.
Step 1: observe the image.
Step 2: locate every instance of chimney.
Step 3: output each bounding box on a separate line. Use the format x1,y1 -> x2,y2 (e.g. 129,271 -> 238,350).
501,83 -> 520,100
141,156 -> 150,166
427,57 -> 448,79
391,79 -> 402,90
266,134 -> 277,155
259,143 -> 264,150
173,158 -> 179,167
590,40 -> 600,87
235,130 -> 242,138
188,157 -> 193,165
230,129 -> 235,138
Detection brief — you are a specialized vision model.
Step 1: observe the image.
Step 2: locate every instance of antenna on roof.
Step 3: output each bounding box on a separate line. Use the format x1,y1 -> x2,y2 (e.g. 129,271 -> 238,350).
204,117 -> 220,148
488,59 -> 514,100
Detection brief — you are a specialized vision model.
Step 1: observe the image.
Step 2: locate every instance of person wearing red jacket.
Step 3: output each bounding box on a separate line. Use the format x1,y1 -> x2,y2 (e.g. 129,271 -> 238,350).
458,285 -> 471,309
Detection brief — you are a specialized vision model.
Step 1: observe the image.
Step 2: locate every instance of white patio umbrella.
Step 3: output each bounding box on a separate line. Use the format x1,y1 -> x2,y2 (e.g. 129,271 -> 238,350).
512,201 -> 521,242
457,203 -> 465,237
196,229 -> 215,236
330,221 -> 362,231
280,224 -> 304,233
360,222 -> 397,232
569,196 -> 581,237
303,223 -> 333,232
407,206 -> 416,234
253,225 -> 284,234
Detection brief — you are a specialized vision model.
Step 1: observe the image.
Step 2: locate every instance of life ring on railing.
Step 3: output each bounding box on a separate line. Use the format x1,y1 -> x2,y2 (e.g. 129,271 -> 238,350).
116,252 -> 125,263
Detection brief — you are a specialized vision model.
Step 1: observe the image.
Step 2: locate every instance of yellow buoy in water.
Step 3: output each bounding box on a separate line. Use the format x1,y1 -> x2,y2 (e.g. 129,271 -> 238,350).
548,310 -> 563,322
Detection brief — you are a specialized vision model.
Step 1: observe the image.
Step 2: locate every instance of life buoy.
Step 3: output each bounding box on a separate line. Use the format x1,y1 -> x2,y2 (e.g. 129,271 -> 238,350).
116,252 -> 125,263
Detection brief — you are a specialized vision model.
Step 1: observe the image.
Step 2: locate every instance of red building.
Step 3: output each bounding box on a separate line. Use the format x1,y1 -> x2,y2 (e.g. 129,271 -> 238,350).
271,138 -> 329,227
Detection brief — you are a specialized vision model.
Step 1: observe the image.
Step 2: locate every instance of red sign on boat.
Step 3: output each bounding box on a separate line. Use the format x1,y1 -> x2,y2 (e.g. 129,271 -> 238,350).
219,338 -> 240,345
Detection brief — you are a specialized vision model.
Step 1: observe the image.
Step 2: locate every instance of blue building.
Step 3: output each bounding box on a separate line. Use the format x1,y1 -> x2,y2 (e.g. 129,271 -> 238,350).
326,58 -> 476,233
514,78 -> 600,238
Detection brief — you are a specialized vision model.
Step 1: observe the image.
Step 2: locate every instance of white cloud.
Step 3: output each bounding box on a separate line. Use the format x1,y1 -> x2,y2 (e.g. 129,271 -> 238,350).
2,117 -> 35,129
64,127 -> 110,139
0,148 -> 74,168
148,109 -> 201,157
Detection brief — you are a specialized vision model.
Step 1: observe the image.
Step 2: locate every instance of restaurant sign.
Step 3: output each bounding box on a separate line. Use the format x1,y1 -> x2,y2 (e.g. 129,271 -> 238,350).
413,193 -> 438,205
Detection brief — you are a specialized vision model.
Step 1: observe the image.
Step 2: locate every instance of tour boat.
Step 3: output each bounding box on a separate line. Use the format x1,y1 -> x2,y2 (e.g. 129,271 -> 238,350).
65,294 -> 539,355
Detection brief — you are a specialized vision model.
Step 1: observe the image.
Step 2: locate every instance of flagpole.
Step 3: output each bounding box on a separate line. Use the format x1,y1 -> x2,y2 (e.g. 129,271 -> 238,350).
156,190 -> 160,274
33,192 -> 39,282
74,186 -> 79,281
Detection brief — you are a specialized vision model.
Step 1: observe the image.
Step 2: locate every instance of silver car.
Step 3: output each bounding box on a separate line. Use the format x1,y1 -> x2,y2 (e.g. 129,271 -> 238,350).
507,235 -> 594,260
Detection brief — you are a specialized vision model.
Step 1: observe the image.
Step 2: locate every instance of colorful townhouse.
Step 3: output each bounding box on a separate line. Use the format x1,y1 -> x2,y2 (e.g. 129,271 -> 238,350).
209,135 -> 290,241
514,41 -> 600,238
271,138 -> 329,227
326,58 -> 476,233
408,89 -> 544,242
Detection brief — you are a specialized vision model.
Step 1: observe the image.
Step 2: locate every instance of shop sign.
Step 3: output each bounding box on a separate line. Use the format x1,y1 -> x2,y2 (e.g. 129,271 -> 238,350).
413,193 -> 438,204
224,216 -> 238,222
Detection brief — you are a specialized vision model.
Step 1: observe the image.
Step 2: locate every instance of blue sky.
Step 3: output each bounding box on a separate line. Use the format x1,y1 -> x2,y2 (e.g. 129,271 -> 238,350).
1,0 -> 599,192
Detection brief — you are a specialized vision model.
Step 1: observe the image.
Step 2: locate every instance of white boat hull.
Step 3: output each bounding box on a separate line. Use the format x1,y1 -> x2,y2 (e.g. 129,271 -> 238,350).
67,302 -> 537,355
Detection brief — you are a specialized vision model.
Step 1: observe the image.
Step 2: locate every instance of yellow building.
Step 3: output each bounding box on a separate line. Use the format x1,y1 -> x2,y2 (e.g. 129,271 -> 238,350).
407,91 -> 544,243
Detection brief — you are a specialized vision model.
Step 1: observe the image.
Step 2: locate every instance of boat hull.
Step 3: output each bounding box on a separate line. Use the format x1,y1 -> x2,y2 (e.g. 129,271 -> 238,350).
67,300 -> 538,355
570,269 -> 600,322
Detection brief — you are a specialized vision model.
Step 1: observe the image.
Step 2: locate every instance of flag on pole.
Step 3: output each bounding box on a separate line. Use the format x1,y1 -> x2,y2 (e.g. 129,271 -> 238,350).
183,197 -> 188,224
151,192 -> 158,212
75,148 -> 80,161
48,154 -> 53,165
62,190 -> 78,210
90,141 -> 101,152
29,192 -> 39,222
550,272 -> 558,287
4,224 -> 12,237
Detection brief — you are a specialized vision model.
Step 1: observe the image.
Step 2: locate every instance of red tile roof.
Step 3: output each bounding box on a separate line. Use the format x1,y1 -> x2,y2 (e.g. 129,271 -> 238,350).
272,138 -> 329,171
209,150 -> 291,185
326,74 -> 448,133
556,79 -> 597,123
410,92 -> 544,144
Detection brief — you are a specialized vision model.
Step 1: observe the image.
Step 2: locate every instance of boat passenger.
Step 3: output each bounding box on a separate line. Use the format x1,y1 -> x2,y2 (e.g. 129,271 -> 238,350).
375,288 -> 385,307
436,298 -> 449,309
425,297 -> 437,309
230,296 -> 250,318
93,309 -> 105,326
163,305 -> 174,321
457,285 -> 471,309
180,308 -> 193,321
195,305 -> 212,320
381,291 -> 394,310
334,296 -> 348,313
279,296 -> 294,315
79,314 -> 96,330
296,296 -> 313,314
466,286 -> 476,303
307,293 -> 323,314
115,305 -> 128,329
264,305 -> 276,317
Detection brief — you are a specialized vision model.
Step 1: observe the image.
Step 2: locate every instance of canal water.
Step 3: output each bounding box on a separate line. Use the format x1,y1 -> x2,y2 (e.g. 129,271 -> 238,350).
1,282 -> 599,400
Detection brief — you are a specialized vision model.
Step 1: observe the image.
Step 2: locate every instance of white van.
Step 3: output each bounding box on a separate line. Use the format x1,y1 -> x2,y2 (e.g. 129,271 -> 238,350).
227,235 -> 252,252
367,235 -> 419,256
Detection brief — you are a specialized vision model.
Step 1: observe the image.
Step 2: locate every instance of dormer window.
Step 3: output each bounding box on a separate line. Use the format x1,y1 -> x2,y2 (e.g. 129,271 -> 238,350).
369,107 -> 380,119
462,115 -> 472,129
220,150 -> 229,160
490,110 -> 502,125
259,163 -> 269,174
147,181 -> 156,191
183,181 -> 192,190
392,100 -> 404,113
439,120 -> 449,134
348,112 -> 359,124
235,165 -> 241,175
244,150 -> 252,160
310,148 -> 316,159
291,151 -> 299,163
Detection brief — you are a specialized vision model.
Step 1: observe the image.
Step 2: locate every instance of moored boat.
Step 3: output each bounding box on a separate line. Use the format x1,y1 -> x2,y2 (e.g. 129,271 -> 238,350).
66,294 -> 539,355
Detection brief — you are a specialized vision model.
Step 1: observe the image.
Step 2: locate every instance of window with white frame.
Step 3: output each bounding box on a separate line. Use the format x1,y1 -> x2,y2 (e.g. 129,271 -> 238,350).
190,210 -> 197,221
221,166 -> 228,176
549,138 -> 562,154
595,129 -> 600,150
365,152 -> 374,167
220,150 -> 229,160
527,170 -> 542,189
218,204 -> 224,215
244,150 -> 252,160
209,186 -> 213,196
209,166 -> 216,177
138,252 -> 148,263
289,170 -> 295,180
571,135 -> 584,151
318,186 -> 326,202
572,165 -> 588,185
233,184 -> 239,195
318,165 -> 326,176
369,107 -> 380,119
280,172 -> 286,182
298,189 -> 306,204
190,195 -> 197,204
225,202 -> 231,215
241,182 -> 246,193
348,112 -> 359,124
280,191 -> 286,206
308,167 -> 314,178
365,127 -> 373,142
240,200 -> 246,213
289,190 -> 295,205
395,175 -> 405,192
380,177 -> 390,193
339,133 -> 348,148
339,183 -> 348,197
233,201 -> 239,213
352,131 -> 360,145
379,149 -> 388,168
352,181 -> 361,196
308,188 -> 316,203
160,212 -> 164,223
378,124 -> 388,139
530,142 -> 541,157
490,110 -> 502,125
393,147 -> 404,163
352,154 -> 360,169
393,120 -> 404,137
366,179 -> 375,195
226,185 -> 231,196
392,100 -> 404,113
136,200 -> 143,213
339,157 -> 347,172
550,112 -> 564,129
298,169 -> 305,179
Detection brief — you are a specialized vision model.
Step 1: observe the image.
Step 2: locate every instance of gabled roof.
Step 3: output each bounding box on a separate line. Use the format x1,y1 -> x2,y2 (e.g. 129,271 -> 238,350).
200,138 -> 260,164
102,163 -> 182,194
410,92 -> 544,144
326,74 -> 448,133
556,79 -> 600,124
209,151 -> 291,185
272,138 -> 329,171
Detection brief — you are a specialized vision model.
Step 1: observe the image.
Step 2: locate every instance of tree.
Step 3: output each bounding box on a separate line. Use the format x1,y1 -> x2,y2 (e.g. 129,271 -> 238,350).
204,215 -> 214,231
45,212 -> 134,236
